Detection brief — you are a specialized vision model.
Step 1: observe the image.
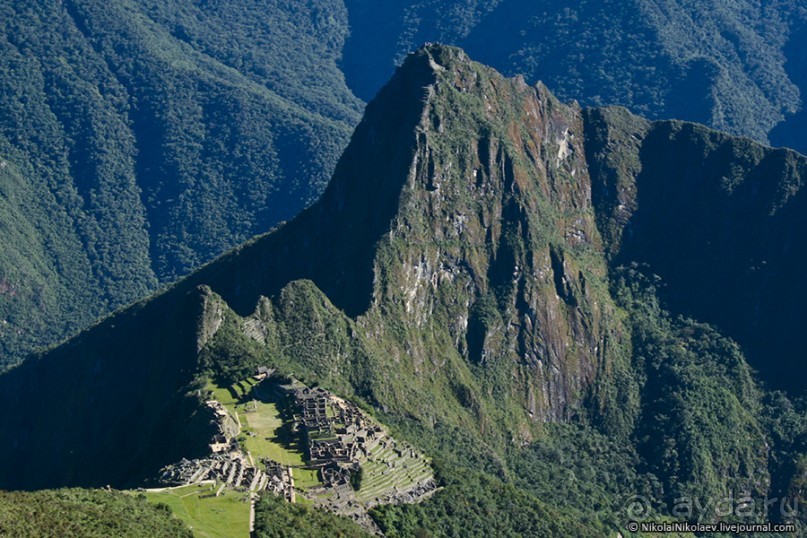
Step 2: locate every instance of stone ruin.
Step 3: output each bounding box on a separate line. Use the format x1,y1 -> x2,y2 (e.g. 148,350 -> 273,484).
158,373 -> 436,535
158,451 -> 278,495
263,460 -> 294,502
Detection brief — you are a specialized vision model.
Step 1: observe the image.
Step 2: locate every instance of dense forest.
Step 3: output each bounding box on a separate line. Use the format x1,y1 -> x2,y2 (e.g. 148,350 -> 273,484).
2,0 -> 806,370
2,0 -> 807,534
0,0 -> 360,367
1,46 -> 805,536
341,0 -> 807,151
0,489 -> 193,537
253,494 -> 371,538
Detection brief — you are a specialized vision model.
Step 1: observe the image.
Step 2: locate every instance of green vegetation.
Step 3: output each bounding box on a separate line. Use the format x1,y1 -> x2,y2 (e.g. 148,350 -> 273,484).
507,423 -> 658,529
341,0 -> 807,152
585,109 -> 807,394
354,442 -> 431,503
243,401 -> 305,467
765,392 -> 807,518
0,489 -> 192,537
3,0 -> 806,374
142,485 -> 249,538
3,0 -> 806,373
0,0 -> 360,367
2,45 -> 807,537
372,471 -> 607,537
293,469 -> 322,490
350,466 -> 363,491
208,376 -> 265,409
207,379 -> 309,470
614,268 -> 769,512
253,494 -> 370,538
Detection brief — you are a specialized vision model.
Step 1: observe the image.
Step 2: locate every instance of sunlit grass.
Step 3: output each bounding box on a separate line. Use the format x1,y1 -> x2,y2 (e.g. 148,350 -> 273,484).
142,484 -> 250,538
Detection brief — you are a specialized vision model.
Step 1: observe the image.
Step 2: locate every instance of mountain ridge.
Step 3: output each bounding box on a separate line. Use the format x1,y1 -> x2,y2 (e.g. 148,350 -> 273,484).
1,44 -> 805,535
0,44 -> 631,488
0,0 -> 361,367
4,0 -> 807,379
341,0 -> 807,152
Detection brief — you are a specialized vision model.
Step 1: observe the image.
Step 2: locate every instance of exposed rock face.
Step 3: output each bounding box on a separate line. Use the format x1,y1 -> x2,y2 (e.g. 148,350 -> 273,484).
197,287 -> 224,352
188,46 -> 635,439
356,48 -> 626,426
0,45 -> 803,492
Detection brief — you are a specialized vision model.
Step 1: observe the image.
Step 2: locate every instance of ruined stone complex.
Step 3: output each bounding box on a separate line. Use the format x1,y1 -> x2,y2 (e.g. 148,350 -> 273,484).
156,372 -> 436,533
281,381 -> 437,528
287,386 -> 382,471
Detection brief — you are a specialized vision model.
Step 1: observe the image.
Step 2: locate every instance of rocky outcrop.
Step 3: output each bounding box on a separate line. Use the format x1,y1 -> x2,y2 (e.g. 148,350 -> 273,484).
0,45 -> 803,492
355,47 -> 627,429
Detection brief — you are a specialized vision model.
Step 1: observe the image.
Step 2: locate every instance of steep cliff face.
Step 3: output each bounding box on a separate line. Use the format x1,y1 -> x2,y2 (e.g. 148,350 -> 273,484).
341,0 -> 807,153
0,46 -> 636,488
0,48 -> 799,521
357,48 -> 630,430
585,106 -> 807,394
197,46 -> 636,440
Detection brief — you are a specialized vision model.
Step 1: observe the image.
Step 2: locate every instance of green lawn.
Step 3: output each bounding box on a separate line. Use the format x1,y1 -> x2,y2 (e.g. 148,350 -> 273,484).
294,494 -> 314,507
208,383 -> 240,407
142,485 -> 250,538
243,401 -> 305,467
207,378 -> 322,490
293,468 -> 322,489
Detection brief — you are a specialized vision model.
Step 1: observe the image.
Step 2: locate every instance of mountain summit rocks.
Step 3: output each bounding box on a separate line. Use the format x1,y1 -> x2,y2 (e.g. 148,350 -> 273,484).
0,49 -> 803,524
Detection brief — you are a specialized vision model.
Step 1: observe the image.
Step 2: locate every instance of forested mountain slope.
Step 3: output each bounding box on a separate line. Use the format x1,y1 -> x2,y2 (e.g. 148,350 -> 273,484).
0,0 -> 360,366
1,46 -> 805,535
3,0 -> 806,372
0,489 -> 193,537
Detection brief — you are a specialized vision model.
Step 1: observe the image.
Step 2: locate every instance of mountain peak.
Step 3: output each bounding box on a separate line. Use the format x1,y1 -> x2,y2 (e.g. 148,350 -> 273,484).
406,43 -> 470,70
3,47 -> 806,504
0,45 -> 615,488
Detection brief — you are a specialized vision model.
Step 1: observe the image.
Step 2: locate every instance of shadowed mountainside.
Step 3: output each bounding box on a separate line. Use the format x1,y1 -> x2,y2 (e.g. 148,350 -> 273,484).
0,0 -> 361,367
1,45 -> 806,535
